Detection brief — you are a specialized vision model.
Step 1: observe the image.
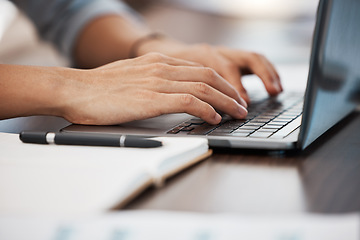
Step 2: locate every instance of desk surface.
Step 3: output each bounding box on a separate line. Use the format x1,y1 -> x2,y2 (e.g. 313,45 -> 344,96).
1,3 -> 359,215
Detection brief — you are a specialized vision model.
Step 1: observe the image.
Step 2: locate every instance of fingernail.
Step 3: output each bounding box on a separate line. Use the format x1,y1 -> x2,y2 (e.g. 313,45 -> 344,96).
214,113 -> 222,123
275,83 -> 281,93
241,96 -> 249,108
240,92 -> 249,108
279,83 -> 284,92
238,104 -> 248,118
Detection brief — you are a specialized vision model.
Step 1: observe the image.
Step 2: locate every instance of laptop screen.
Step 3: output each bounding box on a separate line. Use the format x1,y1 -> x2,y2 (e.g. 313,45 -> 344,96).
299,0 -> 360,149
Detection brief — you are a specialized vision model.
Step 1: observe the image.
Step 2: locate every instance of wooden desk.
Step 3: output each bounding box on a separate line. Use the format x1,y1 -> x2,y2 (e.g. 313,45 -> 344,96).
1,3 -> 359,215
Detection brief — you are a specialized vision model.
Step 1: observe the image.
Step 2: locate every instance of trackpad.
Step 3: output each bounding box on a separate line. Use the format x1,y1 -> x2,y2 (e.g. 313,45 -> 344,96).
62,113 -> 192,135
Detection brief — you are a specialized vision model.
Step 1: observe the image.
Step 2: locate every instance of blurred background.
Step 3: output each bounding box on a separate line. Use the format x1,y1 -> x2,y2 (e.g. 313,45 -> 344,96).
0,0 -> 318,67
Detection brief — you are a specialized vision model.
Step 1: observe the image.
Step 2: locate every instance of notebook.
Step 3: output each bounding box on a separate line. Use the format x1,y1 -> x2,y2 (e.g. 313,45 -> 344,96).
0,133 -> 211,215
63,0 -> 360,150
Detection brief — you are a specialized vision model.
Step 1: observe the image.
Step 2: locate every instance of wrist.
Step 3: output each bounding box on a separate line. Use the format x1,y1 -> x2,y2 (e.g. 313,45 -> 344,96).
32,67 -> 72,118
53,67 -> 93,122
134,34 -> 186,57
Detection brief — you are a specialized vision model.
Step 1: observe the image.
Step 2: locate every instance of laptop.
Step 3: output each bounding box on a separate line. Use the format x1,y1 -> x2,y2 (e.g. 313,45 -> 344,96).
63,0 -> 360,150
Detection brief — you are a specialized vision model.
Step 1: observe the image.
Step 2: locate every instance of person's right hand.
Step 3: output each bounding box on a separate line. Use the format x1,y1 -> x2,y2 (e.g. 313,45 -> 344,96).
61,53 -> 248,125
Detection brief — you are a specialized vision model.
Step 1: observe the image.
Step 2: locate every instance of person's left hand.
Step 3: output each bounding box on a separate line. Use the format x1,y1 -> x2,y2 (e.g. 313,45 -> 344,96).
137,40 -> 283,103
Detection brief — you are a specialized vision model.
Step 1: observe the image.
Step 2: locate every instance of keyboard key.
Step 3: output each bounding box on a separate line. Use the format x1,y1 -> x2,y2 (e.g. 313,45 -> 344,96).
243,122 -> 264,127
217,121 -> 245,131
167,126 -> 183,134
232,129 -> 254,134
279,112 -> 299,118
251,118 -> 270,124
270,120 -> 290,124
217,124 -> 236,130
167,122 -> 192,134
238,125 -> 260,130
254,115 -> 274,120
256,129 -> 275,133
178,123 -> 192,127
211,128 -> 233,134
185,119 -> 205,125
188,124 -> 216,135
248,131 -> 273,138
180,126 -> 195,132
260,125 -> 282,130
265,123 -> 285,128
274,117 -> 295,121
231,132 -> 251,137
261,113 -> 278,117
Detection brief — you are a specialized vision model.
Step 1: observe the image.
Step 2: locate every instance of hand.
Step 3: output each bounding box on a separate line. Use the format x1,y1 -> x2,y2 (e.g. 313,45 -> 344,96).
61,53 -> 248,125
137,40 -> 283,103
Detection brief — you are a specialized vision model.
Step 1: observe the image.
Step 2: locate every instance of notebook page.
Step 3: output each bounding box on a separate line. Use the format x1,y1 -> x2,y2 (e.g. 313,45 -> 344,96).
0,133 -> 152,215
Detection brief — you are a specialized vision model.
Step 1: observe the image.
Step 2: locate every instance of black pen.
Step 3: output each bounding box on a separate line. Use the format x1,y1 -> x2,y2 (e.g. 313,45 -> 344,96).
19,131 -> 162,148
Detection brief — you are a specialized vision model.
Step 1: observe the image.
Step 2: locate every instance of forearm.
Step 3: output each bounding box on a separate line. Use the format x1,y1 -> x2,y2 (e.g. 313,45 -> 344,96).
74,15 -> 151,68
0,64 -> 71,119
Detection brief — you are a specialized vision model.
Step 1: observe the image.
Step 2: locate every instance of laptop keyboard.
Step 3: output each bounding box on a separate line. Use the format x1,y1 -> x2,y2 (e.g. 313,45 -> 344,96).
167,92 -> 304,139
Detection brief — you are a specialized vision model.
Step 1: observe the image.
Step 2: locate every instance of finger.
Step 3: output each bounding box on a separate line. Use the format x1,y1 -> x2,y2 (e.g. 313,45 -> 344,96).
215,60 -> 250,105
262,58 -> 283,91
153,80 -> 248,120
154,93 -> 222,125
218,48 -> 282,96
136,52 -> 203,67
243,52 -> 282,96
151,65 -> 246,107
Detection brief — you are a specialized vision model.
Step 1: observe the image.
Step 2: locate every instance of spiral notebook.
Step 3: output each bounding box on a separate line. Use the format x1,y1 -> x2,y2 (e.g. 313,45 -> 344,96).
0,133 -> 211,215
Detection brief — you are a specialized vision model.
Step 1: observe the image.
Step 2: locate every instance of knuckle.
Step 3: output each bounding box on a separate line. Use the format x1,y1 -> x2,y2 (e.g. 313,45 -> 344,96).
148,77 -> 165,85
179,94 -> 196,107
224,61 -> 237,70
250,52 -> 264,61
134,89 -> 154,100
244,52 -> 262,66
203,67 -> 218,80
138,91 -> 163,115
194,82 -> 211,95
149,62 -> 169,76
145,52 -> 166,62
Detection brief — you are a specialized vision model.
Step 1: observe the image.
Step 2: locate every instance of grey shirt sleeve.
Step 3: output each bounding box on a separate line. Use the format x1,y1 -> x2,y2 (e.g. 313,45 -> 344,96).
11,0 -> 142,60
